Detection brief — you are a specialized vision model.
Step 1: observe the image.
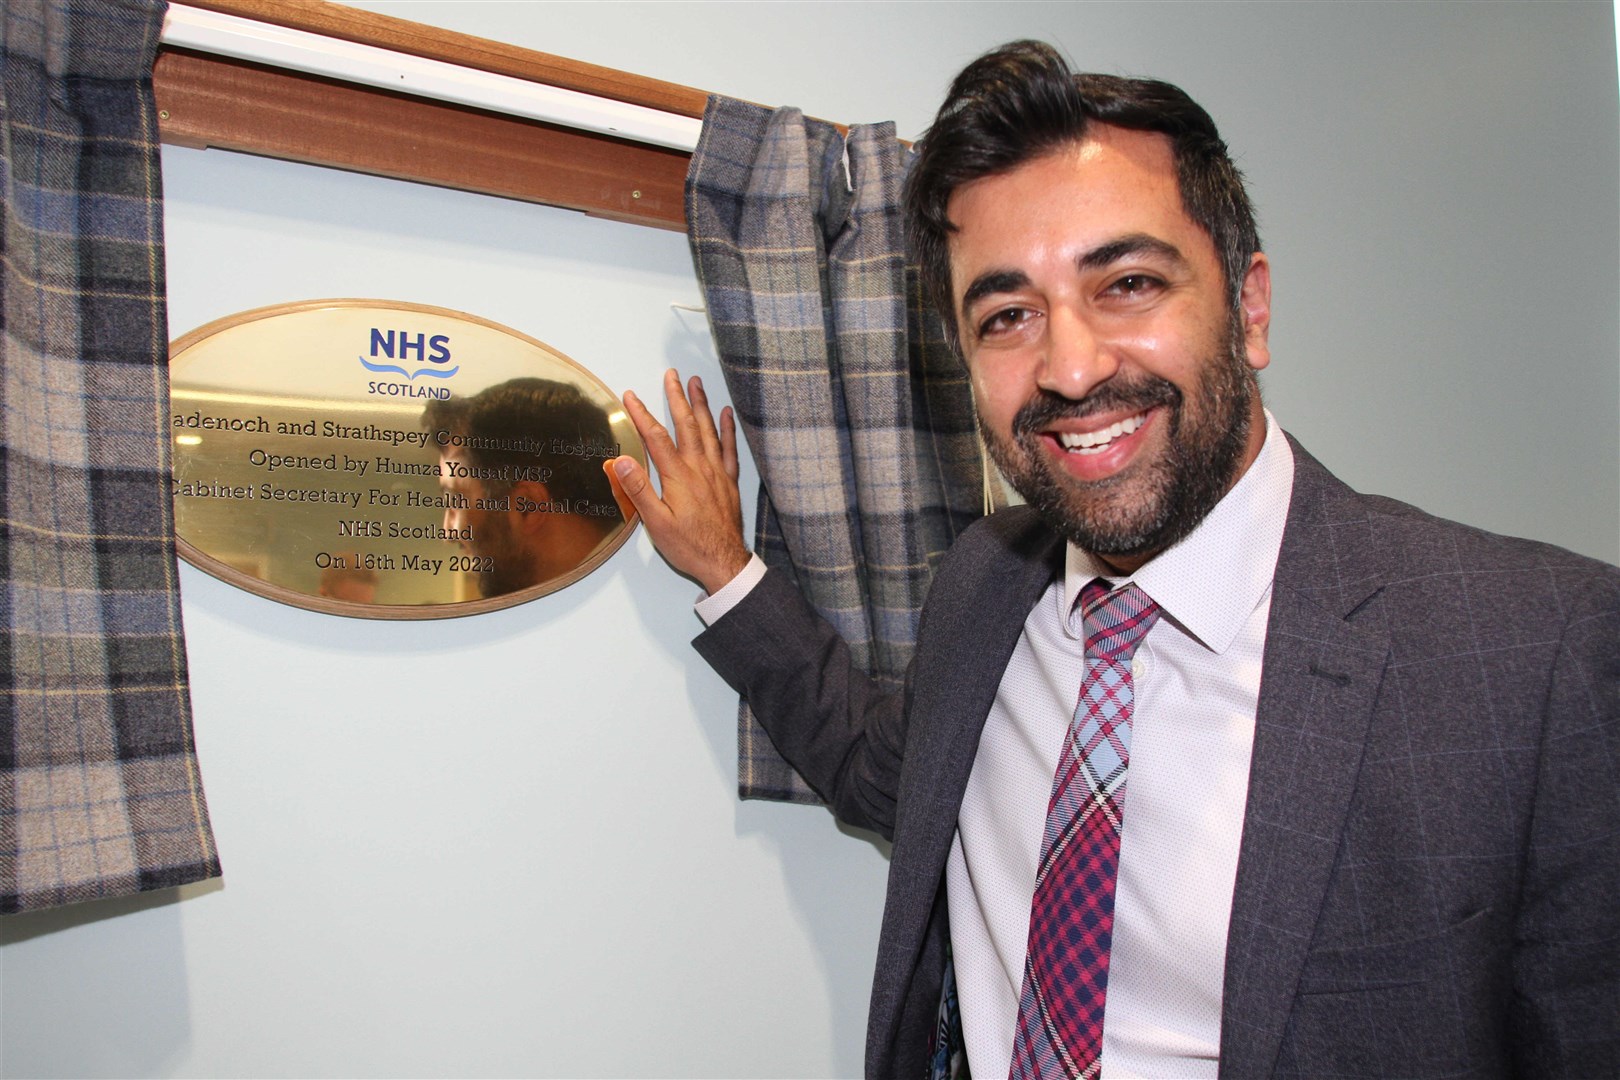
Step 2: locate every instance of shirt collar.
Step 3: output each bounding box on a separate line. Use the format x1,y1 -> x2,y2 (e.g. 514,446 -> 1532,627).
1061,410 -> 1294,653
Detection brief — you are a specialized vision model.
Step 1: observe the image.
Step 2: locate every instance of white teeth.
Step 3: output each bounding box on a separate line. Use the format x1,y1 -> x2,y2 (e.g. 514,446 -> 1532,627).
1057,412 -> 1147,454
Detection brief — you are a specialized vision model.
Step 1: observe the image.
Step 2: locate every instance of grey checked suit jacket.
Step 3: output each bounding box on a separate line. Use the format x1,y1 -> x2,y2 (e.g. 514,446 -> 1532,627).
695,439 -> 1620,1078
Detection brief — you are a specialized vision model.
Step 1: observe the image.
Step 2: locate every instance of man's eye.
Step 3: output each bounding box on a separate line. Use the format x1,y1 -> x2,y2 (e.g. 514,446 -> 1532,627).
978,307 -> 1033,337
1107,274 -> 1162,297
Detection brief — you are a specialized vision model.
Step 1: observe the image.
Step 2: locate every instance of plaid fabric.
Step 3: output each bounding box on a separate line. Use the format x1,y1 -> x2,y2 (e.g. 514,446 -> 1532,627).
686,96 -> 984,803
1012,583 -> 1161,1079
1,0 -> 220,914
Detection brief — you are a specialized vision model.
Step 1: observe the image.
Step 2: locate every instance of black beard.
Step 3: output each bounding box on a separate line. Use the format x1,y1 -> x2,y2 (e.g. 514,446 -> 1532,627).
468,506 -> 535,598
982,333 -> 1254,561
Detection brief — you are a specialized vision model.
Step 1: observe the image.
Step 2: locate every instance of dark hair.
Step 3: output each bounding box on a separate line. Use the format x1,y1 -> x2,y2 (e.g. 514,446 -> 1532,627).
905,40 -> 1260,347
423,377 -> 621,517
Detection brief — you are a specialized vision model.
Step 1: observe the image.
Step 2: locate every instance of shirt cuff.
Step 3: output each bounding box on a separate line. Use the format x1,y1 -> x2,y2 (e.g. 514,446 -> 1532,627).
695,554 -> 767,626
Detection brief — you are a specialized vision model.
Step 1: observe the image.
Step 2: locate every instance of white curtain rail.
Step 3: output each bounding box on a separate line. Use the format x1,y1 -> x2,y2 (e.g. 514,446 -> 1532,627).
158,4 -> 704,153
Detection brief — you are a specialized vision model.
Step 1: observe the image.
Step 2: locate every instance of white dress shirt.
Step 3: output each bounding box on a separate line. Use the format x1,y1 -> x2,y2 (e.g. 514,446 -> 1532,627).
947,412 -> 1293,1077
698,414 -> 1294,1078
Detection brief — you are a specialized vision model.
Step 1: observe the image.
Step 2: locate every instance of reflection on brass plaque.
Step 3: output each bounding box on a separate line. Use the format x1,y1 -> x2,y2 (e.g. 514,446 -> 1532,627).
169,299 -> 645,618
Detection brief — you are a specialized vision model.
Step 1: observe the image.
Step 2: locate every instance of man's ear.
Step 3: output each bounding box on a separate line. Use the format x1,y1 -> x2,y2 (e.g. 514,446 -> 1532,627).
509,479 -> 553,535
1239,252 -> 1272,373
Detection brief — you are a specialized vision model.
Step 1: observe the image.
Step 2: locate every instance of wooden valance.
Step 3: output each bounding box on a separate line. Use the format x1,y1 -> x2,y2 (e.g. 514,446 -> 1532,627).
154,0 -> 709,230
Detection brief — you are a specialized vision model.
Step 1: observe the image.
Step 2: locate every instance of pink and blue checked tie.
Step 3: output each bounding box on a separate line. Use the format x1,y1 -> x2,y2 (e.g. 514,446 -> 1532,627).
1010,581 -> 1161,1080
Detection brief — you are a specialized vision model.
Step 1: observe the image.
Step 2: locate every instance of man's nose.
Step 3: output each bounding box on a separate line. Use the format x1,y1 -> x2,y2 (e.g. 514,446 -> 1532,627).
1037,306 -> 1119,401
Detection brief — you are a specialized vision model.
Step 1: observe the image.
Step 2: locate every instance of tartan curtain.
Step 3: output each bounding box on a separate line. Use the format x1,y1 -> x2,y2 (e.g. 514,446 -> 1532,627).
1,0 -> 219,913
687,96 -> 984,804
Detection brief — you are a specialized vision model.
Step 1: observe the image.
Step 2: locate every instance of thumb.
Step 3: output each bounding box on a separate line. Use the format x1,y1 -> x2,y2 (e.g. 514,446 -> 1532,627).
604,456 -> 650,521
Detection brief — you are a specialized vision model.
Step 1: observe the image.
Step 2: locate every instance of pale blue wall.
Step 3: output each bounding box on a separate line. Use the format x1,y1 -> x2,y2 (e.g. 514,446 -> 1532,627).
2,3 -> 1614,1078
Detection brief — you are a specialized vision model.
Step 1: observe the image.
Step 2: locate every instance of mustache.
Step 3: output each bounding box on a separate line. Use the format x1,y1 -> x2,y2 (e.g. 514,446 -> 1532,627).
1010,378 -> 1181,438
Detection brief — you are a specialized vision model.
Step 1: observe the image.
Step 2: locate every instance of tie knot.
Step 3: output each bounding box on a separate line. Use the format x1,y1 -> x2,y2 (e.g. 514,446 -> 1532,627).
1078,580 -> 1161,661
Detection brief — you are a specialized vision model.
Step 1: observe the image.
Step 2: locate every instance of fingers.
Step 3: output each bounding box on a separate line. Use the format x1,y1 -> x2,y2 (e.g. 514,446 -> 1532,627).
686,375 -> 725,462
614,370 -> 750,593
719,405 -> 739,482
621,388 -> 665,444
630,370 -> 738,480
626,368 -> 742,487
661,368 -> 704,454
622,388 -> 682,474
658,368 -> 731,467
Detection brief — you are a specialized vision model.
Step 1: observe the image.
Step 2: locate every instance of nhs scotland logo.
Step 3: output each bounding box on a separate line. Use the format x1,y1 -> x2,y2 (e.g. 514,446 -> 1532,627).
361,328 -> 458,400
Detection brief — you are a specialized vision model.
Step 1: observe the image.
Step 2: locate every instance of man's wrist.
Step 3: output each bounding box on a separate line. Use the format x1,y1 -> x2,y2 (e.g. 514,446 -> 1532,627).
695,554 -> 767,626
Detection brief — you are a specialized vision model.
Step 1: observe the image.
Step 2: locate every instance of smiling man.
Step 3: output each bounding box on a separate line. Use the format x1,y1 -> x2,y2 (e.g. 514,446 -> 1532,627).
946,128 -> 1269,573
608,40 -> 1618,1080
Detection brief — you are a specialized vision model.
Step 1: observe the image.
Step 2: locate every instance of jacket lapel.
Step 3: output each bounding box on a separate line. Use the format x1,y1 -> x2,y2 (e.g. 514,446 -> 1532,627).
1218,440 -> 1393,1078
866,509 -> 1064,1072
893,507 -> 1065,889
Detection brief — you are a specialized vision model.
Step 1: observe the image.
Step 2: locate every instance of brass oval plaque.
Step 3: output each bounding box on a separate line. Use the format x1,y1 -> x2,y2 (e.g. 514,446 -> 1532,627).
169,300 -> 644,618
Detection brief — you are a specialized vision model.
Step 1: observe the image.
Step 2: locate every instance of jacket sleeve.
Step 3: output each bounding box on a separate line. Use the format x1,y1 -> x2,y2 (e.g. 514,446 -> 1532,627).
1510,570 -> 1620,1076
693,568 -> 908,839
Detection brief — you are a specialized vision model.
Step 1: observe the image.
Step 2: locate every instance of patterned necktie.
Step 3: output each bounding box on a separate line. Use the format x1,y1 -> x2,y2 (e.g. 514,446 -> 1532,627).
1010,580 -> 1161,1080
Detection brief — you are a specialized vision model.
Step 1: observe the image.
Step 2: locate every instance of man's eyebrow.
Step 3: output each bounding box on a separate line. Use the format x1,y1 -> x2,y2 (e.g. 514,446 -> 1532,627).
1078,233 -> 1187,272
958,234 -> 1189,312
960,269 -> 1031,311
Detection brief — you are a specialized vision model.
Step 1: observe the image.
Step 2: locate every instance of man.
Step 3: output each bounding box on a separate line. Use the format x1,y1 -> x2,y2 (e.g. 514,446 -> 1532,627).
606,41 -> 1618,1079
424,377 -> 623,598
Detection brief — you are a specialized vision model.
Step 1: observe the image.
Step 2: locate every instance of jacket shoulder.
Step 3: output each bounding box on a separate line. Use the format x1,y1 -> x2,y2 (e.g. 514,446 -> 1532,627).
923,505 -> 1064,613
939,504 -> 1060,569
1283,437 -> 1620,646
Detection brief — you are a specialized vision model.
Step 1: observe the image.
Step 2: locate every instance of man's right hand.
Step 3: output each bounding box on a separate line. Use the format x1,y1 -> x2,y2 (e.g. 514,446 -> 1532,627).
605,368 -> 752,595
